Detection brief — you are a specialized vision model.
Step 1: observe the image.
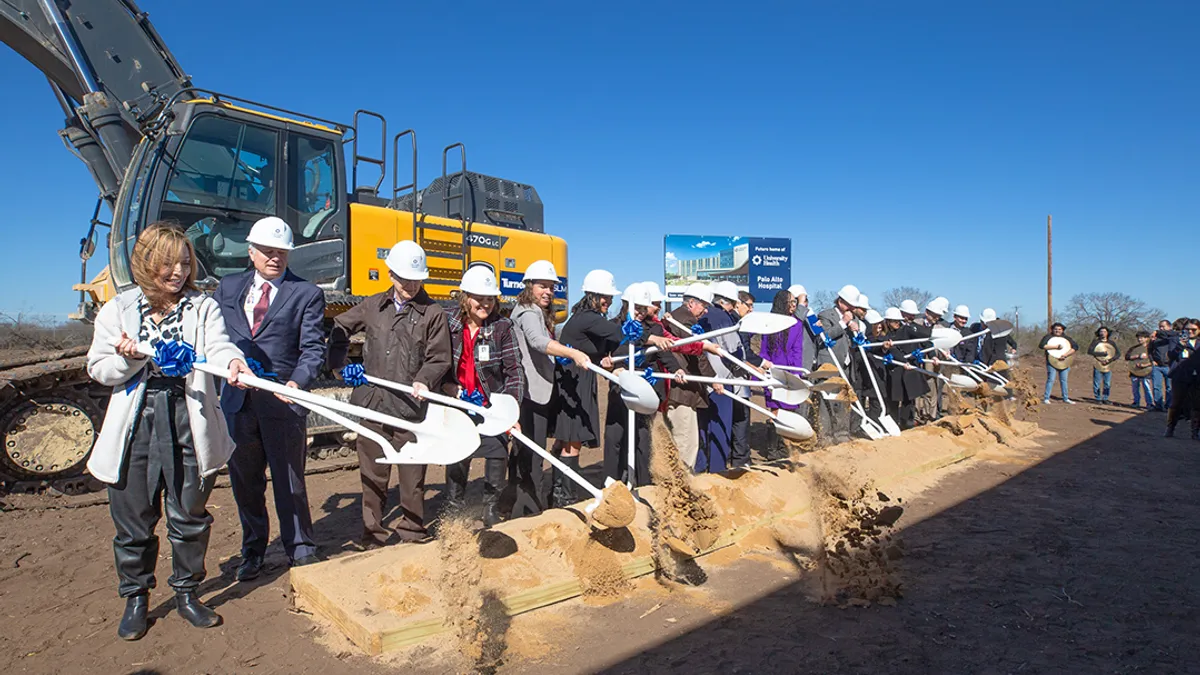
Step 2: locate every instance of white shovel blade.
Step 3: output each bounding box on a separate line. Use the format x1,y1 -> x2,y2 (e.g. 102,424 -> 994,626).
930,326 -> 964,352
739,312 -> 798,335
878,414 -> 903,436
948,374 -> 979,388
379,405 -> 481,464
471,393 -> 521,437
854,410 -> 886,440
773,410 -> 814,440
769,367 -> 809,392
617,371 -> 661,414
770,385 -> 810,405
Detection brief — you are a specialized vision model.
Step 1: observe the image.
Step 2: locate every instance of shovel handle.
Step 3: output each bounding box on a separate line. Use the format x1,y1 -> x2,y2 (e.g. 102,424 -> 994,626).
365,374 -> 491,418
290,398 -> 402,463
510,430 -> 603,501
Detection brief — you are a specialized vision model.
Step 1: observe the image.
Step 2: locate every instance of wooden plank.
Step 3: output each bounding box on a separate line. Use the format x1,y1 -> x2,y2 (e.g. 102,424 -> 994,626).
292,570 -> 382,656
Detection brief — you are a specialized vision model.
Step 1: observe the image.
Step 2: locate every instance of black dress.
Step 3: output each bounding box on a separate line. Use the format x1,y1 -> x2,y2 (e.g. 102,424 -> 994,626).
553,308 -> 624,446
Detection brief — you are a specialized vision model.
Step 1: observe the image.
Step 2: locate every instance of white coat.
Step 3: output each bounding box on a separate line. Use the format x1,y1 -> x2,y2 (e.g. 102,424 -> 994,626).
86,288 -> 244,484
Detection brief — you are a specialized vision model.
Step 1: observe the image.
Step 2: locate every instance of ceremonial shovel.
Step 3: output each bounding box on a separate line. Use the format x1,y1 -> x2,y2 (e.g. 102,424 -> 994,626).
361,373 -> 521,437
135,342 -> 481,464
856,345 -> 903,437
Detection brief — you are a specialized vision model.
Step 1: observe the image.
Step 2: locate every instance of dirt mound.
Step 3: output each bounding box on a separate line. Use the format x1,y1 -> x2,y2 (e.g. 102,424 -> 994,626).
807,469 -> 904,607
592,481 -> 636,529
567,532 -> 632,601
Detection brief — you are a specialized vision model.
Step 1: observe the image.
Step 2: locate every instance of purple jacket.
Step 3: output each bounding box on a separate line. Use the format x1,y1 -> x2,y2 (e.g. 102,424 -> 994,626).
761,324 -> 804,411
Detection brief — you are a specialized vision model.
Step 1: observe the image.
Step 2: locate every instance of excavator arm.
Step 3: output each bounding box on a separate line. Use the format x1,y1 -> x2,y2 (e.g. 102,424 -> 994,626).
0,0 -> 192,204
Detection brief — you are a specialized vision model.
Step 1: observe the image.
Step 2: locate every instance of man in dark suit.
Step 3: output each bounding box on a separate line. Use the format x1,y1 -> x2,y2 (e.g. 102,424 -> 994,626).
814,284 -> 862,443
216,216 -> 327,579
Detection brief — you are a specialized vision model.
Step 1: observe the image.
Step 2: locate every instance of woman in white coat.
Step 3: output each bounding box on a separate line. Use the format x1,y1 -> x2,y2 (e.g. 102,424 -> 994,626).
87,223 -> 250,640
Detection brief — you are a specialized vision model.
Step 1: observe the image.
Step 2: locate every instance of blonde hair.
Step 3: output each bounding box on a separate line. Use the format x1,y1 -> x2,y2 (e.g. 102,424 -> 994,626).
131,222 -> 198,309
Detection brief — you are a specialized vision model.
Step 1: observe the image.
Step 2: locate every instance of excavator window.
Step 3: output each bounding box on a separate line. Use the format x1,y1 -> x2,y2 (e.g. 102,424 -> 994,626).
286,134 -> 338,243
164,116 -> 279,214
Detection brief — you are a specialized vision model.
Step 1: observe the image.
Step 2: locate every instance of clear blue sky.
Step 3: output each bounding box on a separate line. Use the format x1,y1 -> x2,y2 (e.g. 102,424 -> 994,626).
1,0 -> 1196,326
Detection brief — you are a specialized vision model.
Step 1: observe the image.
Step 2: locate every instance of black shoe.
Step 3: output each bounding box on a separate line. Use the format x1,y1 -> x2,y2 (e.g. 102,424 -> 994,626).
236,553 -> 264,581
482,458 -> 507,527
175,591 -> 221,629
117,593 -> 149,641
1164,425 -> 1176,438
445,460 -> 469,508
290,554 -> 321,567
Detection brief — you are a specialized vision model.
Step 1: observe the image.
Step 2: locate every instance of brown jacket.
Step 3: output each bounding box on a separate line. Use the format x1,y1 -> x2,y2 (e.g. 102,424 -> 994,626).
327,287 -> 453,420
665,306 -> 715,409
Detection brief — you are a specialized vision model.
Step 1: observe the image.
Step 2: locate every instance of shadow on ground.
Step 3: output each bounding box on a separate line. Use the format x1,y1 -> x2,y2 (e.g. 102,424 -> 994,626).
594,411 -> 1200,674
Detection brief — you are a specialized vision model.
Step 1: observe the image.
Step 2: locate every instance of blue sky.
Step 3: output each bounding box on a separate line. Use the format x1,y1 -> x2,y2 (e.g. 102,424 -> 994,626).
1,1 -> 1196,326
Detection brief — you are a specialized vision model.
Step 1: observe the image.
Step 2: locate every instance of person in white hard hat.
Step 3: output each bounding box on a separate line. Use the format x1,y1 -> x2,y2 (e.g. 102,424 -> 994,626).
602,282 -> 683,486
899,299 -> 920,323
813,284 -> 862,443
328,240 -> 453,548
949,305 -> 978,364
925,298 -> 950,328
214,216 -> 327,580
444,265 -> 526,526
508,261 -> 590,516
693,281 -> 745,473
550,270 -> 627,506
973,308 -> 1016,370
876,306 -> 930,430
662,282 -> 722,470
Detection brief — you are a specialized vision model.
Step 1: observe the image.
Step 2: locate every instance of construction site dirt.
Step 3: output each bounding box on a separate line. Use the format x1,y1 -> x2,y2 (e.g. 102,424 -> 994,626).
0,370 -> 1196,674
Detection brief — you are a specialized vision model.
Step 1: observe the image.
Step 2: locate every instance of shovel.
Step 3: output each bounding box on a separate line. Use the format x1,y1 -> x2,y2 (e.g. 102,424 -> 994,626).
866,326 -> 963,352
718,388 -> 814,441
363,373 -> 521,437
136,342 -> 481,464
617,312 -> 797,363
855,346 -> 903,436
817,350 -> 887,440
868,353 -> 980,388
508,430 -> 636,528
582,361 -> 661,415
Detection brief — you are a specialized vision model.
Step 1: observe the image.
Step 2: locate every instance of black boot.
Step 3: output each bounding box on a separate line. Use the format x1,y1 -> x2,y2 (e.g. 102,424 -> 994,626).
118,593 -> 149,641
482,458 -> 506,527
1165,423 -> 1177,438
445,460 -> 469,507
551,455 -> 580,508
175,591 -> 221,628
1191,421 -> 1199,440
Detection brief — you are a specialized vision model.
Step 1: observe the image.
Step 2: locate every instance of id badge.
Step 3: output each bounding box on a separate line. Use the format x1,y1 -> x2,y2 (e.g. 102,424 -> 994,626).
477,344 -> 491,362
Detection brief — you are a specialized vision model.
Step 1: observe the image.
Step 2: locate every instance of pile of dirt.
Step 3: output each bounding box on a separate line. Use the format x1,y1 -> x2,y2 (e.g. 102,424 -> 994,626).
437,515 -> 507,672
592,481 -> 636,529
567,531 -> 632,601
648,417 -> 720,578
807,468 -> 904,607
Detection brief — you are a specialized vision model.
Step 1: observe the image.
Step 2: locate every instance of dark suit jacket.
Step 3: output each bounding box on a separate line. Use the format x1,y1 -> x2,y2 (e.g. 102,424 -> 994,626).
216,269 -> 327,418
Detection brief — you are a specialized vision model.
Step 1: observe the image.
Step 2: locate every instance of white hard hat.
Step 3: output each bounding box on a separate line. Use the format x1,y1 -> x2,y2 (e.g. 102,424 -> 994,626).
642,281 -> 666,303
385,240 -> 429,280
981,308 -> 997,322
927,296 -> 949,313
853,293 -> 870,310
865,309 -> 883,325
621,282 -> 643,300
884,307 -> 904,321
953,304 -> 970,319
246,216 -> 294,251
581,269 -> 621,296
683,282 -> 713,304
788,284 -> 807,298
837,284 -> 860,303
900,299 -> 919,315
523,260 -> 558,283
459,265 -> 500,296
713,281 -> 740,303
626,283 -> 655,308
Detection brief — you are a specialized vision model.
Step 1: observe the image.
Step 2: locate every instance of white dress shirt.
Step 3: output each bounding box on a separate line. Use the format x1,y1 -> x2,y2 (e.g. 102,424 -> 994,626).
243,272 -> 282,330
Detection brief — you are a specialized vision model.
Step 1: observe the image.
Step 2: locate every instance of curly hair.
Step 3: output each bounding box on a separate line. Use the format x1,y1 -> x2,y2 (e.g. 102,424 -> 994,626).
130,222 -> 198,310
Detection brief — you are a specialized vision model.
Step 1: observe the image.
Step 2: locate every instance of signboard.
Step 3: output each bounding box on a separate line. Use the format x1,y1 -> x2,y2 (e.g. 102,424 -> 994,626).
664,235 -> 792,302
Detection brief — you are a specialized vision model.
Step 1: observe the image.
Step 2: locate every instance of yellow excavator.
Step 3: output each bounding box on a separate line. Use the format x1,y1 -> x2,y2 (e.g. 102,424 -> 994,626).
0,0 -> 569,482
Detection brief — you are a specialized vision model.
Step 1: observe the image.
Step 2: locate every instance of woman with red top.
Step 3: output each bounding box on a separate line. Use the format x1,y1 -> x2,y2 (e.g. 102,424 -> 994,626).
445,265 -> 526,526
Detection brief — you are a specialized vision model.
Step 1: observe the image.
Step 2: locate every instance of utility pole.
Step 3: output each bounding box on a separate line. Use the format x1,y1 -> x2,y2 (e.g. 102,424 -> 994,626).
1013,305 -> 1020,334
1046,215 -> 1053,328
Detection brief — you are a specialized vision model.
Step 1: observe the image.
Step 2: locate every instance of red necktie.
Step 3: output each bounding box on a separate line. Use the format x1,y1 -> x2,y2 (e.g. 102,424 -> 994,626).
251,282 -> 271,334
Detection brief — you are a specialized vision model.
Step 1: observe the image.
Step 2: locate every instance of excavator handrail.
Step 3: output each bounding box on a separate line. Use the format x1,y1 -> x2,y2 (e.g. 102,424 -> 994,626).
147,87 -> 351,139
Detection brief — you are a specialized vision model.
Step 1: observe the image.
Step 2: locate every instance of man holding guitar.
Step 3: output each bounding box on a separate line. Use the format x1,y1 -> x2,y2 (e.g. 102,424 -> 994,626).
1039,322 -> 1079,404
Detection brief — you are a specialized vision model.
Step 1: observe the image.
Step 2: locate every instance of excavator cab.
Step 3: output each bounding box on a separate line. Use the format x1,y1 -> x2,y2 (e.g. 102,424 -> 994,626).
109,96 -> 352,293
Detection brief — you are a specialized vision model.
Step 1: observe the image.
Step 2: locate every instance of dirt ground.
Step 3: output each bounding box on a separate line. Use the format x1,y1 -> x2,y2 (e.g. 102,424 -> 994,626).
1,366 -> 1196,674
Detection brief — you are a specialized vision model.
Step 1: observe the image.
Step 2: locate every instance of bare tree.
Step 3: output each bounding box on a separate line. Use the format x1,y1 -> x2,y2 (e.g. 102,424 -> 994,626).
1061,292 -> 1163,340
808,289 -> 838,311
881,286 -> 934,310
0,313 -> 93,353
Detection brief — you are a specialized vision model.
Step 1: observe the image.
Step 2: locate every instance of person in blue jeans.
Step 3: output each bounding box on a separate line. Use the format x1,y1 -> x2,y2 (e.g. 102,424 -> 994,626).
1150,319 -> 1179,411
1086,326 -> 1118,403
1039,323 -> 1078,404
1125,331 -> 1155,409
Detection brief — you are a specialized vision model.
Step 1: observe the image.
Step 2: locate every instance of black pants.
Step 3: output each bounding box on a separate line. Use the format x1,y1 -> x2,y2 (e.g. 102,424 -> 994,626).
603,390 -> 652,487
886,398 -> 917,430
509,399 -> 553,517
108,381 -> 213,598
226,391 -> 315,562
730,398 -> 750,467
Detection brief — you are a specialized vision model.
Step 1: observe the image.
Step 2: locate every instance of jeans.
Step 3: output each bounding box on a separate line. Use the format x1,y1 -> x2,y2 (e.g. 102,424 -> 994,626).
1044,365 -> 1070,401
1151,365 -> 1172,409
1092,369 -> 1112,401
1131,376 -> 1153,408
